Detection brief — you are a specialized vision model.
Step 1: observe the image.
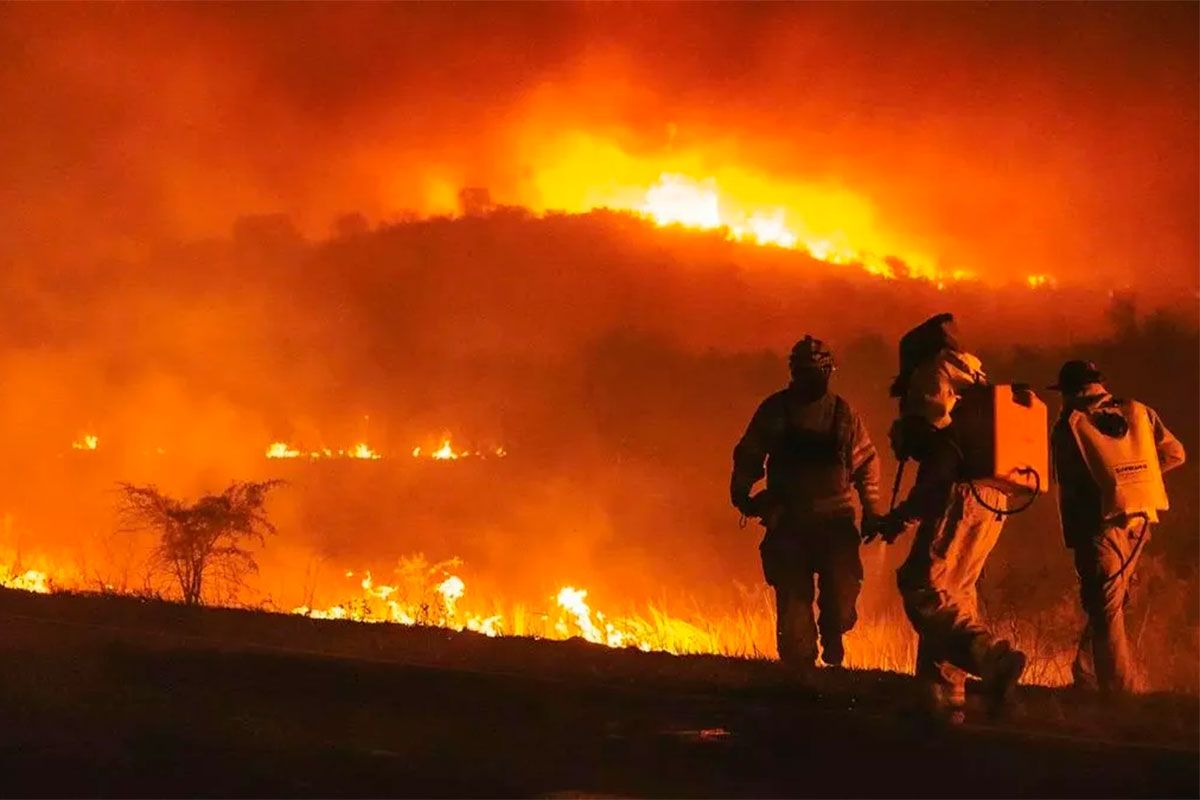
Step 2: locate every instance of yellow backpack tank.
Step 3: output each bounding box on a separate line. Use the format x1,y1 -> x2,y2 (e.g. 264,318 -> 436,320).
952,384 -> 1049,496
1067,400 -> 1168,519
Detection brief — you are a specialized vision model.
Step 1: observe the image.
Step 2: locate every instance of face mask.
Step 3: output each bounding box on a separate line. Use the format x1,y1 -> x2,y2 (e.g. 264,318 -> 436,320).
790,369 -> 830,401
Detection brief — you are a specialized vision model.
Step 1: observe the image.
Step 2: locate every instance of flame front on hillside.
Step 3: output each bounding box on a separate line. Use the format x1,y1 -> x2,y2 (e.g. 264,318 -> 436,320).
412,435 -> 507,461
265,442 -> 382,460
264,436 -> 506,462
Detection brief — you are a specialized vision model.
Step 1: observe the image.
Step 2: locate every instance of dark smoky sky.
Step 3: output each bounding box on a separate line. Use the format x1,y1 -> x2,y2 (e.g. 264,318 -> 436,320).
0,2 -> 1196,289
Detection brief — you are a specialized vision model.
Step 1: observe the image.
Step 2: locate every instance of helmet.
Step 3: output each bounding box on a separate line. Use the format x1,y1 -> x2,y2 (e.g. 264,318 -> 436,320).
789,335 -> 835,376
890,312 -> 958,398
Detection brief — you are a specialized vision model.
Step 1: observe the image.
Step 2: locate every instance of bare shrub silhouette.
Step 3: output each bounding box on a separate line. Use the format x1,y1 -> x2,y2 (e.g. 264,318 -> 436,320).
117,481 -> 281,606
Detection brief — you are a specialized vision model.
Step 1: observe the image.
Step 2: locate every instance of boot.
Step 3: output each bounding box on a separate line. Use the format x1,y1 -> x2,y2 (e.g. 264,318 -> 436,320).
980,640 -> 1027,716
820,636 -> 844,667
919,679 -> 965,727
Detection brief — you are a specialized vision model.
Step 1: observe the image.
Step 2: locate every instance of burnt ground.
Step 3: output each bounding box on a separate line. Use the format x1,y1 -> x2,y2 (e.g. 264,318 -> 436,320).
0,588 -> 1194,798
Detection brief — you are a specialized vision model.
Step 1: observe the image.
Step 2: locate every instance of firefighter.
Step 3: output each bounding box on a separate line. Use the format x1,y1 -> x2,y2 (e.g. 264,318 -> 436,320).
731,335 -> 885,669
868,313 -> 1026,722
1049,360 -> 1186,695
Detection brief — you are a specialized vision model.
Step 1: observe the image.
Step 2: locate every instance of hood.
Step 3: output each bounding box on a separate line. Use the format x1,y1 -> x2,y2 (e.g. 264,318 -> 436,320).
941,349 -> 986,385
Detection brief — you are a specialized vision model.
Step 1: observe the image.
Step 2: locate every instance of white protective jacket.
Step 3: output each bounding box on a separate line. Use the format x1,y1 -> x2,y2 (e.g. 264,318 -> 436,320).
902,349 -> 988,430
1052,389 -> 1186,542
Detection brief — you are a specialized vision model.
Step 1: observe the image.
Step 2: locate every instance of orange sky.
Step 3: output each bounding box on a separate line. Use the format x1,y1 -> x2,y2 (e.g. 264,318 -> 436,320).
1,3 -> 1196,290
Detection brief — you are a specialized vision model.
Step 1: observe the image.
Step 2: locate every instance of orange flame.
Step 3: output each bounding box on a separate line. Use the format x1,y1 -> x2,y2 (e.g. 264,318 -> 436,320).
71,434 -> 99,451
413,435 -> 507,461
513,132 -> 1060,285
266,442 -> 383,460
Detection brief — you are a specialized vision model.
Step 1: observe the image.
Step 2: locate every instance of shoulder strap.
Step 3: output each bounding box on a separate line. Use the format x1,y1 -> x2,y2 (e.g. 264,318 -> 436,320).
832,395 -> 854,466
763,390 -> 792,444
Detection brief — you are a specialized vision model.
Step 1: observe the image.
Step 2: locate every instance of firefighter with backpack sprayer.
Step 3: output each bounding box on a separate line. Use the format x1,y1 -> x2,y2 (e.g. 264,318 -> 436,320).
1048,360 -> 1185,696
865,313 -> 1029,724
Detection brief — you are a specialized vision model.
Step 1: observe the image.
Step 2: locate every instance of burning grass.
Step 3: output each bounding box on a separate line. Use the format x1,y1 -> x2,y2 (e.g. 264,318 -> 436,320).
3,542 -> 1193,691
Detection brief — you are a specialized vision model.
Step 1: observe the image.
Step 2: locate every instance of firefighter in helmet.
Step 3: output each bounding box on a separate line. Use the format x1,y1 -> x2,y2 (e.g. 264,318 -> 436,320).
731,335 -> 885,669
868,313 -> 1027,722
1049,360 -> 1185,694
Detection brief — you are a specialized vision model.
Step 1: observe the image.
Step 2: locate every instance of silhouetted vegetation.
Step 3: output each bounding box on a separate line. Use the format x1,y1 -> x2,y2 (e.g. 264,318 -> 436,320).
117,481 -> 281,605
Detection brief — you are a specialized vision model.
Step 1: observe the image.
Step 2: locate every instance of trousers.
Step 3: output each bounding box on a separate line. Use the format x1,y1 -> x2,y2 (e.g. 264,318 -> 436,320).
897,483 -> 1007,696
1072,515 -> 1149,694
761,514 -> 863,665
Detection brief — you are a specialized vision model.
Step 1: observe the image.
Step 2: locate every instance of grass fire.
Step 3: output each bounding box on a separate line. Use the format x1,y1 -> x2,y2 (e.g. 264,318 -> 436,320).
0,3 -> 1195,797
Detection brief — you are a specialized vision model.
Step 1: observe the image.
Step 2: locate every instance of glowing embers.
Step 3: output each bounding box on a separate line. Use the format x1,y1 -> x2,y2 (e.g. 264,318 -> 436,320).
265,442 -> 382,460
71,434 -> 99,451
411,435 -> 507,461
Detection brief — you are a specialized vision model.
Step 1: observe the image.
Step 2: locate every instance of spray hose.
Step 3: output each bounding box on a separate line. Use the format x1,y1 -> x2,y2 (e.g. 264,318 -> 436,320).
893,435 -> 1042,520
967,466 -> 1041,518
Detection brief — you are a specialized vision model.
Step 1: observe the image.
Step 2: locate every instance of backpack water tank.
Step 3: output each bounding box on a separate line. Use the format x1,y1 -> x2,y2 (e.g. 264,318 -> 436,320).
953,384 -> 1049,495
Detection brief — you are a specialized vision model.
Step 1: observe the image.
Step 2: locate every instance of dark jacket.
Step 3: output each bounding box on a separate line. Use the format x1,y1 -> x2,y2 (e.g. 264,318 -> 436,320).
731,390 -> 884,520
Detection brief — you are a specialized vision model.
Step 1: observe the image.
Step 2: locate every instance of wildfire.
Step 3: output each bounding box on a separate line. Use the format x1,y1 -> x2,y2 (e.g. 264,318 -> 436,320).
554,586 -> 635,649
264,437 -> 505,462
71,434 -> 99,451
289,557 -> 751,655
412,436 -> 507,461
0,567 -> 50,594
348,443 -> 381,460
266,442 -> 301,459
518,132 -> 1057,286
266,441 -> 382,460
632,173 -> 938,280
293,560 -> 505,638
0,545 -> 1086,685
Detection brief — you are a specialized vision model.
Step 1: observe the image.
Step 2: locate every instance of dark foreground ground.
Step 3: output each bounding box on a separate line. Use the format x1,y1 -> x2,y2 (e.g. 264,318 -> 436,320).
0,588 -> 1195,798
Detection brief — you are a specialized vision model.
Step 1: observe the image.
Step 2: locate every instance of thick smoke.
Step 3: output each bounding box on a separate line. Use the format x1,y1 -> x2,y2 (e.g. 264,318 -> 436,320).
1,4 -> 1196,289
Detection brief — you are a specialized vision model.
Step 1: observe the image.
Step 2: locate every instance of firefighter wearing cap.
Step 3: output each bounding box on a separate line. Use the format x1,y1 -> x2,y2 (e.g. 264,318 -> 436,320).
870,313 -> 1027,722
1049,360 -> 1185,694
731,335 -> 885,668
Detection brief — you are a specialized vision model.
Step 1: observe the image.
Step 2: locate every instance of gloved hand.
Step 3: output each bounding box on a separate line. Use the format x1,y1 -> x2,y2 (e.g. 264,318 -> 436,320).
860,514 -> 884,544
862,510 -> 913,544
737,490 -> 780,528
1011,382 -> 1035,408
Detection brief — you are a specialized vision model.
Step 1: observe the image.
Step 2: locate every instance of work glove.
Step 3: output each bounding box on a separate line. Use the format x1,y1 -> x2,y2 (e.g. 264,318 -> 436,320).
862,510 -> 914,544
860,514 -> 884,544
738,490 -> 781,529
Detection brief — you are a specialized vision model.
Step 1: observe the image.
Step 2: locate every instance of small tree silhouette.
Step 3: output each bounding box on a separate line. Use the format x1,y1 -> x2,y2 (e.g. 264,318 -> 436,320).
117,480 -> 281,605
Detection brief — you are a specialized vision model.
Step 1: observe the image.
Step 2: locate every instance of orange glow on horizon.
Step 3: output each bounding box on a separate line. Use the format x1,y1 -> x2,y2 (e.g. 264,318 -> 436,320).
506,131 -> 992,282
